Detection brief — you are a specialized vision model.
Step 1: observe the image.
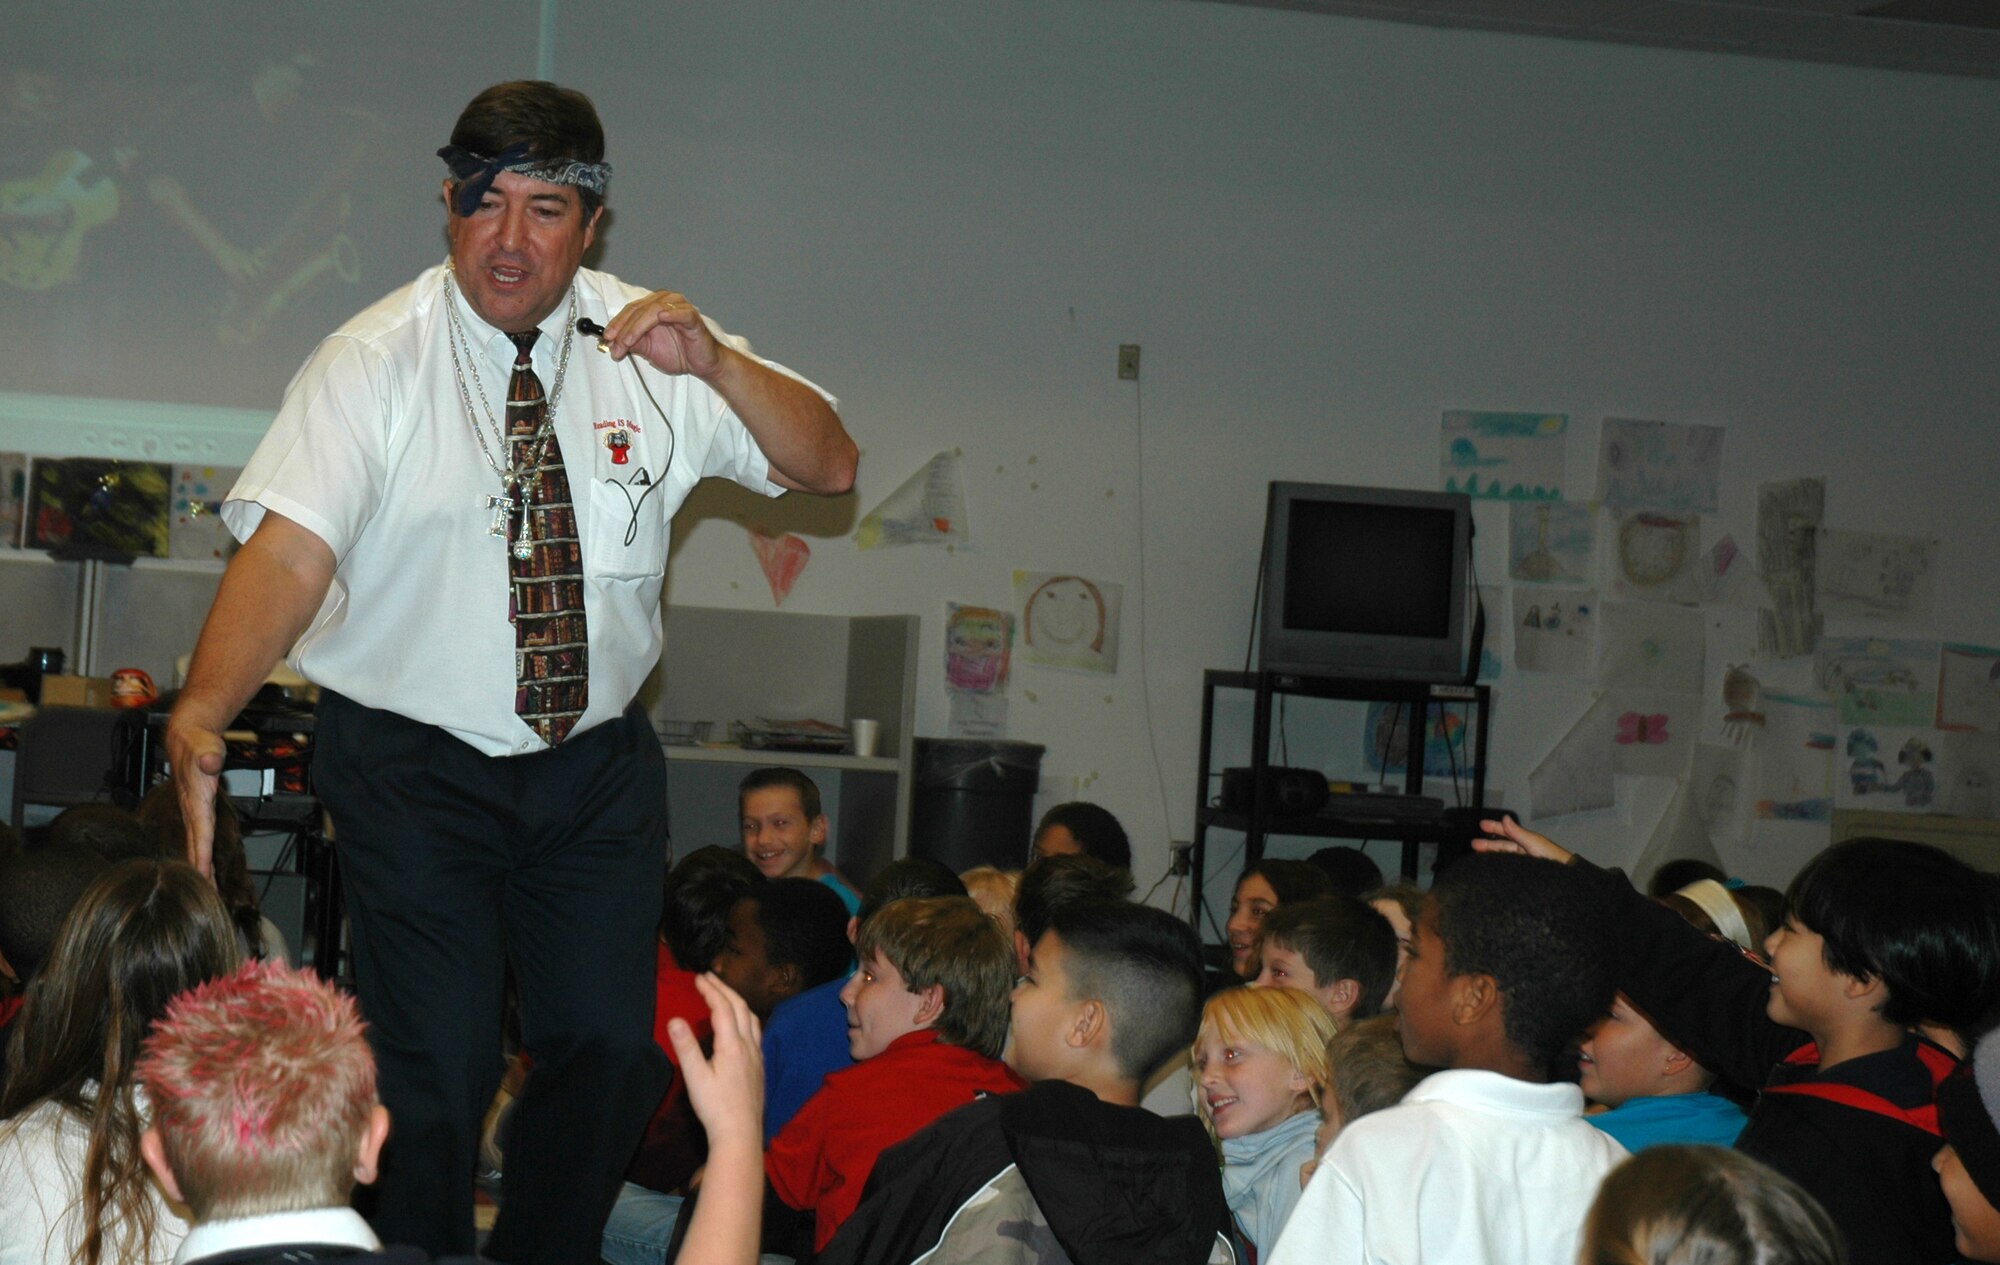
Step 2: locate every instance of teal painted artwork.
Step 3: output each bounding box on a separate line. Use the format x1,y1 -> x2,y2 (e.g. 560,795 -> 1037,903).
1441,411 -> 1567,500
1362,700 -> 1479,779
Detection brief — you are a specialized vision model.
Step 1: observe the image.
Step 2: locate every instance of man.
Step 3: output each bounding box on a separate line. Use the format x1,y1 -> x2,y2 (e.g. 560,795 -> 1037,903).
166,81 -> 855,1264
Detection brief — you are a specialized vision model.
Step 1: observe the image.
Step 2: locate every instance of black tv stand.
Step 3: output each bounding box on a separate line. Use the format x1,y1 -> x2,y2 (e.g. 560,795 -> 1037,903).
1189,669 -> 1491,935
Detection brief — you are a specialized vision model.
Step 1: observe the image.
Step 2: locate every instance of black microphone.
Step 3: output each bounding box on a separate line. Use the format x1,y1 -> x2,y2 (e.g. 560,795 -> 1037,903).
576,317 -> 606,338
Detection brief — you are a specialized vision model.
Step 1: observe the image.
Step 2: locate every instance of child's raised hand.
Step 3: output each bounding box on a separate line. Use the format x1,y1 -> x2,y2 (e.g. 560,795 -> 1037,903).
1472,816 -> 1575,865
668,973 -> 766,1150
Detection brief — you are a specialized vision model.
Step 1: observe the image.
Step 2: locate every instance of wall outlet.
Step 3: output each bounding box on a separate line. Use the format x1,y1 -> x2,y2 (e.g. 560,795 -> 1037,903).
1169,841 -> 1192,875
1117,344 -> 1141,380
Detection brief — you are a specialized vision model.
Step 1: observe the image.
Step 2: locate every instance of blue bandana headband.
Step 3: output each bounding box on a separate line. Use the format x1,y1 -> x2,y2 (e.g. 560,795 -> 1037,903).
438,142 -> 612,216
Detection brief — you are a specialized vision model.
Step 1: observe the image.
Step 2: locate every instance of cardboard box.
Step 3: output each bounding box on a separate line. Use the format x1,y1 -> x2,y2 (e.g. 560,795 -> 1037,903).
40,675 -> 116,708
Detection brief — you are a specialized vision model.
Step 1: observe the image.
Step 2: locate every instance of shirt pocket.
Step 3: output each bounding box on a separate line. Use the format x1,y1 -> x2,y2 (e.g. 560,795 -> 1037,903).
583,477 -> 669,579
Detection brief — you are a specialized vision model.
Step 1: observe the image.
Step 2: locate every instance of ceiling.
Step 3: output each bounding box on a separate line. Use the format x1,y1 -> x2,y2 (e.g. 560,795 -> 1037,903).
1200,0 -> 2000,80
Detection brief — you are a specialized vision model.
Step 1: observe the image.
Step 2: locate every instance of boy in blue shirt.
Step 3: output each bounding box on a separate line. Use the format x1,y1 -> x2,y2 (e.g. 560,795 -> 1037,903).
1580,992 -> 1746,1151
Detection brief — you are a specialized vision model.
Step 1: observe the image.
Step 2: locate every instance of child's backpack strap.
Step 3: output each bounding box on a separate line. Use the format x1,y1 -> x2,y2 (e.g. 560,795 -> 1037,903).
1765,1041 -> 1956,1136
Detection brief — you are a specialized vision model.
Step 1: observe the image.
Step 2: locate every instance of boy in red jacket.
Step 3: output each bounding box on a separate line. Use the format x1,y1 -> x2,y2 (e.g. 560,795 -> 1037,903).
766,895 -> 1024,1252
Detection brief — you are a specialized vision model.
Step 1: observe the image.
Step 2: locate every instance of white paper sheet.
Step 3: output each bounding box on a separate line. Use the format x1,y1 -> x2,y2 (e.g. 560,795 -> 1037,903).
1508,501 -> 1596,585
1596,418 -> 1724,514
1606,508 -> 1702,603
1938,644 -> 2000,734
1940,731 -> 2000,818
1514,587 -> 1596,676
1597,602 -> 1707,695
855,451 -> 970,549
1014,571 -> 1122,674
1753,692 -> 1835,821
1814,637 -> 1940,726
1441,411 -> 1567,500
1634,783 -> 1731,891
1605,687 -> 1700,776
1835,724 -> 1943,814
1690,743 -> 1752,845
1815,529 -> 1938,626
1756,477 -> 1825,657
1528,694 -> 1615,817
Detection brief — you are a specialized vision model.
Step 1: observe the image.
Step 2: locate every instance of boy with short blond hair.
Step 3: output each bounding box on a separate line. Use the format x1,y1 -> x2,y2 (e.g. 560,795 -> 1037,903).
766,895 -> 1024,1253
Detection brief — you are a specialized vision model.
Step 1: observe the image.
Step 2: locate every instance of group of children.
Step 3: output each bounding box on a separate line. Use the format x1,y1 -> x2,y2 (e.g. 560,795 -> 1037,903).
9,760 -> 2000,1265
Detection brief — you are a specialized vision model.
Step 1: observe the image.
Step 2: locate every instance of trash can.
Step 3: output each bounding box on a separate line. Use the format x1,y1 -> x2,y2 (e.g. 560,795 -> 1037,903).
909,738 -> 1047,873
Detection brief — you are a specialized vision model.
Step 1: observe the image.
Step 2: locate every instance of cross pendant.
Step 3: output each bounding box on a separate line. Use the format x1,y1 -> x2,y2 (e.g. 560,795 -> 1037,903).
485,493 -> 518,539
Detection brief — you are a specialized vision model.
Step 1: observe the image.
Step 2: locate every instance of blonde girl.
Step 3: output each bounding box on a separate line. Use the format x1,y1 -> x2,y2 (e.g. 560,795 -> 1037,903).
1193,986 -> 1338,1259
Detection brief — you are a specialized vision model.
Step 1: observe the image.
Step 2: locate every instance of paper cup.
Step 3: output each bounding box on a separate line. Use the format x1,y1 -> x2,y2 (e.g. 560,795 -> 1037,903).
850,718 -> 881,758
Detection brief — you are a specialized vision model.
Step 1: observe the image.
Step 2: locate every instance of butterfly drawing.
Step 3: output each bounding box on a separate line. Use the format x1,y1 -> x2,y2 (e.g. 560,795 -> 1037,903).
1616,712 -> 1671,745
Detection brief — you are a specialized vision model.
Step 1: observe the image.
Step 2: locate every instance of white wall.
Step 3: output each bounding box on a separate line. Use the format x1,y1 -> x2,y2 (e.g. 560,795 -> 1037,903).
10,0 -> 1999,902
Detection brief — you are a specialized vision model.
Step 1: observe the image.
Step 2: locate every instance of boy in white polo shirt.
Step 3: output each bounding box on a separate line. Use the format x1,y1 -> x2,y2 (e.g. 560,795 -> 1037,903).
1271,854 -> 1627,1265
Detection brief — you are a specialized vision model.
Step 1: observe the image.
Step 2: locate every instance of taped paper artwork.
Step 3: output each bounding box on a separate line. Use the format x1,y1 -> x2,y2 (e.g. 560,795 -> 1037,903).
1508,501 -> 1595,585
1596,418 -> 1724,514
1440,411 -> 1566,500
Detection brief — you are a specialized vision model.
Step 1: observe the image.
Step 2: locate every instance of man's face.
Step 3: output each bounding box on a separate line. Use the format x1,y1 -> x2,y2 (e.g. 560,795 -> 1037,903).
1008,930 -> 1082,1081
710,899 -> 785,1020
1395,897 -> 1461,1068
741,787 -> 825,881
444,169 -> 600,332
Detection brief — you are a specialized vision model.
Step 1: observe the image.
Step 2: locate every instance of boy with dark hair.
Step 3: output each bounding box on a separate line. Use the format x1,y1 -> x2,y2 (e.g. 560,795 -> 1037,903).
819,899 -> 1235,1265
768,896 -> 1024,1252
1304,845 -> 1384,899
47,802 -> 156,864
1029,801 -> 1133,870
1272,853 -> 1625,1264
740,766 -> 862,913
1011,852 -> 1136,969
711,878 -> 853,1021
623,848 -> 765,1194
604,848 -> 767,1261
761,857 -> 969,1144
1253,895 -> 1399,1023
1485,822 -> 2000,1264
0,845 -> 112,1075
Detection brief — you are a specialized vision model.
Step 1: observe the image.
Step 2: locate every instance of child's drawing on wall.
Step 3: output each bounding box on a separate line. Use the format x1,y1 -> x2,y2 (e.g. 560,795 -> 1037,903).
945,603 -> 1012,694
1882,736 -> 1936,809
1014,571 -> 1122,674
1845,729 -> 1887,796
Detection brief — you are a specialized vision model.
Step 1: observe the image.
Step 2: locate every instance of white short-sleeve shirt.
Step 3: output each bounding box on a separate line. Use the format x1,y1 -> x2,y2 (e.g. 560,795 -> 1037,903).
1267,1069 -> 1628,1265
225,264 -> 834,757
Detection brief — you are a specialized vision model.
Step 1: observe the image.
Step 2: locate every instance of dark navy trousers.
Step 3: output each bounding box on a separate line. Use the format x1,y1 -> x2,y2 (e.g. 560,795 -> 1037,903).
314,690 -> 670,1264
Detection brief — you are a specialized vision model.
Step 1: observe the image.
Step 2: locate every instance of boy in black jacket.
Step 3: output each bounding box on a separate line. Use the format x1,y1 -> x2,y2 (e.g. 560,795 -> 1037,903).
817,899 -> 1236,1265
1480,821 -> 2000,1265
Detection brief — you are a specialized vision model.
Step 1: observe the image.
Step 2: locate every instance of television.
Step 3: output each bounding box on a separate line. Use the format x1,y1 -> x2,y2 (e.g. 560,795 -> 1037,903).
1257,482 -> 1473,682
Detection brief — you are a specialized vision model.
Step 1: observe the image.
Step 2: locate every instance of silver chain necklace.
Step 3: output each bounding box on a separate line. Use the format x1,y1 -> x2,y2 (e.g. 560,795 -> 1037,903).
442,261 -> 579,560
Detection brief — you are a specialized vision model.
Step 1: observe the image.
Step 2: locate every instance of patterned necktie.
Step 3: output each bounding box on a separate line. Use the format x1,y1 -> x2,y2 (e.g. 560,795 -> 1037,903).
507,329 -> 588,745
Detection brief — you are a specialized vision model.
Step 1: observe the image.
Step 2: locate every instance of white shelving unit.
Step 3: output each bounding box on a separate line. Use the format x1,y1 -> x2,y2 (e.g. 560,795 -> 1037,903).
647,605 -> 919,885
